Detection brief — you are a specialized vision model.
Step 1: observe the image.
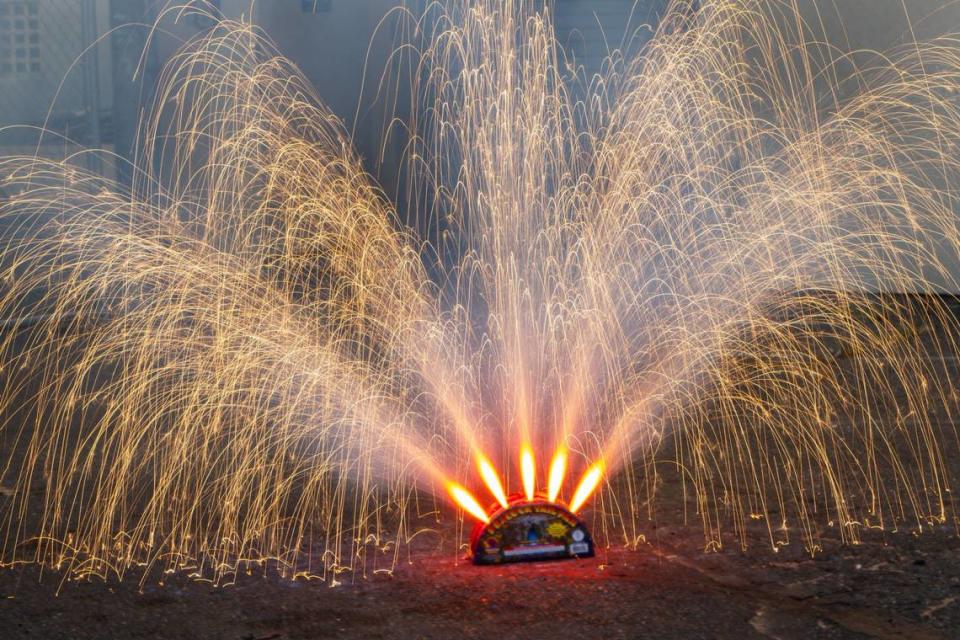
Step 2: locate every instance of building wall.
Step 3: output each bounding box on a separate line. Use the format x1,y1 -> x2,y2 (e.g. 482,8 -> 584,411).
792,0 -> 960,51
553,0 -> 670,80
223,0 -> 412,204
0,0 -> 111,132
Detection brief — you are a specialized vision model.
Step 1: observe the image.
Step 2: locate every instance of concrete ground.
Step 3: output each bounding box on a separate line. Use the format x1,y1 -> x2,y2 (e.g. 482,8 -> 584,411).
0,506 -> 957,639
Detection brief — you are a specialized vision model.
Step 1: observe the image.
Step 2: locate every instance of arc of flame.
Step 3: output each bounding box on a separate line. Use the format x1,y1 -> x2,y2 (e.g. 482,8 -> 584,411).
447,482 -> 489,523
547,447 -> 567,503
520,444 -> 536,501
477,454 -> 509,509
448,448 -> 603,522
569,462 -> 604,513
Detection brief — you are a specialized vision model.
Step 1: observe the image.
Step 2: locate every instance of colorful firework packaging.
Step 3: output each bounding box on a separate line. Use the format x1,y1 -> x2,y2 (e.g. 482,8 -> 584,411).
470,499 -> 594,565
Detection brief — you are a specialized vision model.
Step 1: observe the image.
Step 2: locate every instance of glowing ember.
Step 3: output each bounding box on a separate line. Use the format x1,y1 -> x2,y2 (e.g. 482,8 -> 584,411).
520,445 -> 536,502
447,482 -> 490,523
477,454 -> 509,509
569,463 -> 604,514
547,448 -> 567,503
452,446 -> 603,523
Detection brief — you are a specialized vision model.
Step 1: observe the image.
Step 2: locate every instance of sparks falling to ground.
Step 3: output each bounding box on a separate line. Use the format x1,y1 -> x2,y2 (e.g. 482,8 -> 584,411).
1,0 -> 960,584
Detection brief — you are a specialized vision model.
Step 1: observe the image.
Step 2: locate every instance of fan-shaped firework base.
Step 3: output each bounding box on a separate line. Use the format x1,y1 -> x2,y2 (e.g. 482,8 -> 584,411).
470,497 -> 595,565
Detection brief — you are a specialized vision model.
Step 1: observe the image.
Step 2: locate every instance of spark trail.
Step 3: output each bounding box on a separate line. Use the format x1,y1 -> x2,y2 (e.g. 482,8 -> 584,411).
0,0 -> 959,583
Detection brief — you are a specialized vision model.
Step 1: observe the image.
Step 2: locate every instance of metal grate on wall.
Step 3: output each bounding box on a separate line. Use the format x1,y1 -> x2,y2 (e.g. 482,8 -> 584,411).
0,1 -> 40,77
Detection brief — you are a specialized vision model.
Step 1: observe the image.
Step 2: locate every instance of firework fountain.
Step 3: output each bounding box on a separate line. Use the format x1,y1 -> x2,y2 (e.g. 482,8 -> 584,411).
0,0 -> 959,582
